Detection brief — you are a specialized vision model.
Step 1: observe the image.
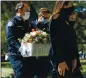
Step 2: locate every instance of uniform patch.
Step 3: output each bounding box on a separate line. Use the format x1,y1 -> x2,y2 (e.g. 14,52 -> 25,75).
7,21 -> 13,27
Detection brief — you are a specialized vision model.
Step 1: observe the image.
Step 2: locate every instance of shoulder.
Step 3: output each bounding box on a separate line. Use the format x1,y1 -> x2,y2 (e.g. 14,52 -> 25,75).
6,21 -> 14,27
6,16 -> 20,27
6,16 -> 16,27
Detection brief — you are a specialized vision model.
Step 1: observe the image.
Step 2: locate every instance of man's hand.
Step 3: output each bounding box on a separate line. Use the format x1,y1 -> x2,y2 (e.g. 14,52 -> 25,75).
58,62 -> 69,76
19,42 -> 27,52
72,58 -> 77,72
19,47 -> 22,52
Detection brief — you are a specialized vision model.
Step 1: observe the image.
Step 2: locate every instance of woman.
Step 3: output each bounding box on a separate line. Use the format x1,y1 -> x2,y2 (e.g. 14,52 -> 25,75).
49,1 -> 83,78
37,8 -> 51,33
34,8 -> 52,77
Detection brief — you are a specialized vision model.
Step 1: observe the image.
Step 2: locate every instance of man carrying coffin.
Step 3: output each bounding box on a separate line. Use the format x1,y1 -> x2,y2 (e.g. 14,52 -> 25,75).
6,2 -> 38,78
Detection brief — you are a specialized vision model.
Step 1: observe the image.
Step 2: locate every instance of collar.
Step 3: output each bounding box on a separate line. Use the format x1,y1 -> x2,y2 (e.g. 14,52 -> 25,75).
15,15 -> 23,21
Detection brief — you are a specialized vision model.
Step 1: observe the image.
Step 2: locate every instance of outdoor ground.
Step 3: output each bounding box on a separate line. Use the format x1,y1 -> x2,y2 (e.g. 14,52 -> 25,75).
1,60 -> 86,78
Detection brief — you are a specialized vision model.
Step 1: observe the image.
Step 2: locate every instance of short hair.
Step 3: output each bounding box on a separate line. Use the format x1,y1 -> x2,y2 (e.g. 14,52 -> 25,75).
38,8 -> 51,18
39,8 -> 51,14
15,2 -> 24,12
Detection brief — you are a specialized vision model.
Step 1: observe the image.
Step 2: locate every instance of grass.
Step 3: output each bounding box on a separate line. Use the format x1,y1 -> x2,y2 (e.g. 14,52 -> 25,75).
1,62 -> 11,68
1,68 -> 13,77
80,60 -> 86,78
1,62 -> 13,77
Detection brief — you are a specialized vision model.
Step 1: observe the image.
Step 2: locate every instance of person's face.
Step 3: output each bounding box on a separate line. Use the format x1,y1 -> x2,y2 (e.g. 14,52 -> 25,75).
21,3 -> 30,16
38,15 -> 45,23
38,15 -> 49,23
63,2 -> 73,8
60,2 -> 75,20
17,3 -> 30,18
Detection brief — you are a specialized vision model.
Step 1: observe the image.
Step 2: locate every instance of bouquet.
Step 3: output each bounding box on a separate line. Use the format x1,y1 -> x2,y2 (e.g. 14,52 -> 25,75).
21,29 -> 50,43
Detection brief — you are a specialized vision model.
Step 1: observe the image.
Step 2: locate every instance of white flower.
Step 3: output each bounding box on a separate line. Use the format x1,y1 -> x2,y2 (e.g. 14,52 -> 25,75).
25,33 -> 31,38
41,32 -> 47,36
23,36 -> 29,42
25,33 -> 29,36
30,32 -> 37,37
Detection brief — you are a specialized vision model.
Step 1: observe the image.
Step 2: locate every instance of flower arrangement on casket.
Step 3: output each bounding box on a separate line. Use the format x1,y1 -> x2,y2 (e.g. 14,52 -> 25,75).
19,29 -> 50,57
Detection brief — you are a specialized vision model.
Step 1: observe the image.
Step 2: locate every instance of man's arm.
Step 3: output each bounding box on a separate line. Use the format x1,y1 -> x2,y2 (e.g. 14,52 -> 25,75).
6,21 -> 21,52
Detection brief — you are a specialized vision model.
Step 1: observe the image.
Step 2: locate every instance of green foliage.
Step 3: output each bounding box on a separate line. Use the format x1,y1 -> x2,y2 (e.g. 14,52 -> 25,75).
31,1 -> 55,13
74,11 -> 86,53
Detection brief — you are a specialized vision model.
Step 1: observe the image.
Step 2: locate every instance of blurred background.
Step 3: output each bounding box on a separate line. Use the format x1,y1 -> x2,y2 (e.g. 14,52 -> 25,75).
1,1 -> 86,78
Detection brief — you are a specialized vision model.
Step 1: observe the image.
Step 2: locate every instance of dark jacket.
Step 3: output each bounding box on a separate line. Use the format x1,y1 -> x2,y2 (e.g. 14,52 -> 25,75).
6,16 -> 36,55
49,17 -> 80,68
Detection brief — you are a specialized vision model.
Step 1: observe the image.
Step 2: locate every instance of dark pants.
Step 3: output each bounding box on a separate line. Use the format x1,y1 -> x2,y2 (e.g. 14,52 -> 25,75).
8,55 -> 52,78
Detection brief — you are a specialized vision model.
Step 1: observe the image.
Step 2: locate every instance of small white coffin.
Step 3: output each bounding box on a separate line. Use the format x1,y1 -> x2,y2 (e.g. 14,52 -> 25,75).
20,43 -> 50,57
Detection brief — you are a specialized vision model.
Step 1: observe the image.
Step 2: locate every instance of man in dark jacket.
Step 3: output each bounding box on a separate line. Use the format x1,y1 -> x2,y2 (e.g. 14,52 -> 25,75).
49,1 -> 83,78
6,2 -> 38,78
